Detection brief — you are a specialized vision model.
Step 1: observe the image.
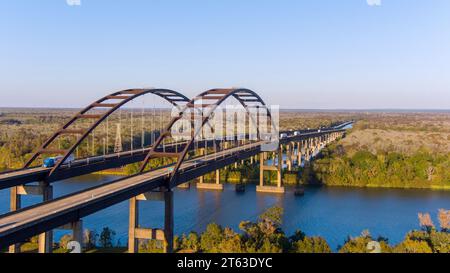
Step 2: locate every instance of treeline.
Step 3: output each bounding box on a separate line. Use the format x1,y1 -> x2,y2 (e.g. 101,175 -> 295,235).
310,144 -> 450,189
171,207 -> 450,253
5,207 -> 448,253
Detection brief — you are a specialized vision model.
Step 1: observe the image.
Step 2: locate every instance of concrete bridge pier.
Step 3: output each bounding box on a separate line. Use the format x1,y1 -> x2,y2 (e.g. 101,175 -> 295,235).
297,141 -> 302,167
291,142 -> 297,167
257,147 -> 285,194
196,142 -> 223,191
196,169 -> 224,190
286,143 -> 293,171
8,187 -> 21,253
128,189 -> 174,253
9,182 -> 53,253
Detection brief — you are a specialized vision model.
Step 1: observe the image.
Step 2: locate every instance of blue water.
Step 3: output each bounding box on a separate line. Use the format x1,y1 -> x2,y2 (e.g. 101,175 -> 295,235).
0,175 -> 449,250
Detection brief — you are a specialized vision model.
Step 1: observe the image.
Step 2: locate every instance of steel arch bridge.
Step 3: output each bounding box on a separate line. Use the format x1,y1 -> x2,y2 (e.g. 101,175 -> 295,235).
24,87 -> 276,184
0,87 -> 350,253
24,88 -> 190,176
139,88 -> 277,188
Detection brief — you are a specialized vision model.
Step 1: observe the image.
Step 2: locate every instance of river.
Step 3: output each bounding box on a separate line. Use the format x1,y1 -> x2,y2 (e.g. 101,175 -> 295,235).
0,174 -> 449,250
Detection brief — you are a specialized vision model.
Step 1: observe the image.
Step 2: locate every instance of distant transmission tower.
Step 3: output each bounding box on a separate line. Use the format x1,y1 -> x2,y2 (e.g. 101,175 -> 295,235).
114,123 -> 123,153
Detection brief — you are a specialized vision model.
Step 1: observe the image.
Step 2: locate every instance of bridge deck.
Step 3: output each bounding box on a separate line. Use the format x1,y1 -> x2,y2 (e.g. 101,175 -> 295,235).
0,126 -> 348,189
0,141 -> 264,247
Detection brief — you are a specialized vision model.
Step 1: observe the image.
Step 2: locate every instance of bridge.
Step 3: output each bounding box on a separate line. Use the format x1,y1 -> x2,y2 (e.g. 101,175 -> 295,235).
0,88 -> 351,253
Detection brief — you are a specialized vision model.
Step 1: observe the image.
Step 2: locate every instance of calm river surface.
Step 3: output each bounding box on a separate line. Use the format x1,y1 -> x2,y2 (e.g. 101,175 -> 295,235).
1,174 -> 449,250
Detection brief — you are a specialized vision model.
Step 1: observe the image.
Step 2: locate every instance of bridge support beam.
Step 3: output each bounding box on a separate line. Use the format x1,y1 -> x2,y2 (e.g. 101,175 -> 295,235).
128,189 -> 174,253
38,182 -> 53,254
9,182 -> 54,253
286,143 -> 292,171
196,169 -> 224,191
297,142 -> 302,167
257,147 -> 285,194
8,187 -> 21,253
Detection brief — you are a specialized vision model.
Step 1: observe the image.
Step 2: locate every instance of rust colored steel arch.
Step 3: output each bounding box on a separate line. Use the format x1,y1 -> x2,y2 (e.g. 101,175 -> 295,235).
24,88 -> 190,177
139,88 -> 276,188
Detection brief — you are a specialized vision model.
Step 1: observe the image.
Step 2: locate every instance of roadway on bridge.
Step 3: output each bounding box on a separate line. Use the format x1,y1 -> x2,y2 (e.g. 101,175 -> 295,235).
0,125 -> 350,189
0,141 -> 264,246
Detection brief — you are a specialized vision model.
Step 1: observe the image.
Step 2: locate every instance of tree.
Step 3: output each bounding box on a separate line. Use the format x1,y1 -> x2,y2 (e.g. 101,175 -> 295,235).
426,166 -> 435,181
239,206 -> 290,253
429,231 -> 450,253
180,232 -> 201,253
59,234 -> 73,250
259,206 -> 283,232
293,236 -> 332,253
418,213 -> 435,232
394,238 -> 432,253
99,227 -> 116,248
83,229 -> 98,250
339,231 -> 392,253
215,228 -> 243,253
200,223 -> 224,253
438,209 -> 450,232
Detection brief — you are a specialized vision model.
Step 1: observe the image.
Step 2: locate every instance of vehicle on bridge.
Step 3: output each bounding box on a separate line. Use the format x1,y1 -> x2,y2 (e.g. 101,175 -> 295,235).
43,154 -> 75,168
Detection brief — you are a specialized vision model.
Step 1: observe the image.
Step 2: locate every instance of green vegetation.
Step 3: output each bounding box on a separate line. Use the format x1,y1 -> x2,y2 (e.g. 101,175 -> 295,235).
311,112 -> 450,190
312,145 -> 450,189
271,112 -> 450,190
144,207 -> 450,253
2,207 -> 449,253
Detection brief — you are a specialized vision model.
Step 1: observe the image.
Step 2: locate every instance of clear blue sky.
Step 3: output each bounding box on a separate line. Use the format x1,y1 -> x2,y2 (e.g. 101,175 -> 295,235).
1,0 -> 449,109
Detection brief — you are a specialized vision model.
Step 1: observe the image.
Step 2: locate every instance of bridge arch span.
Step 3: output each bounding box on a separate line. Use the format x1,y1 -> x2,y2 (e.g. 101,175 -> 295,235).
24,88 -> 190,176
139,88 -> 277,188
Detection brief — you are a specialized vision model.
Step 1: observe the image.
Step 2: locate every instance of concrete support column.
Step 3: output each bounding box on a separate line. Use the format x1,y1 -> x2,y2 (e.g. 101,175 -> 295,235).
8,187 -> 21,253
72,220 -> 83,248
128,197 -> 139,254
259,152 -> 264,187
277,146 -> 282,188
286,143 -> 292,171
198,148 -> 205,184
216,170 -> 220,184
9,182 -> 54,253
128,190 -> 174,254
163,191 -> 174,254
38,182 -> 53,254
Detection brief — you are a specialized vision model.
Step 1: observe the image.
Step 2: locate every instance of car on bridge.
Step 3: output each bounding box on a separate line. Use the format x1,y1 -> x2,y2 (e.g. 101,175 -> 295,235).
43,154 -> 75,168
